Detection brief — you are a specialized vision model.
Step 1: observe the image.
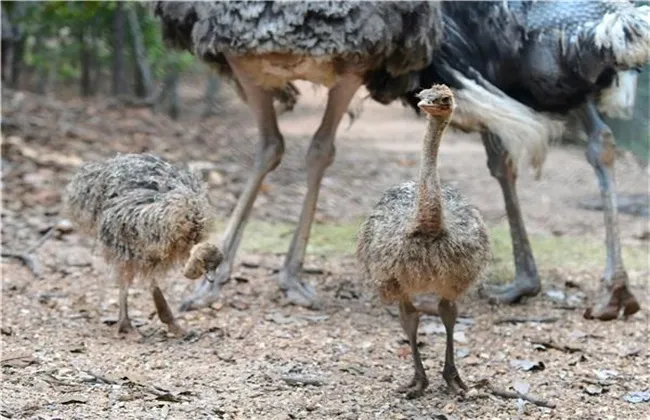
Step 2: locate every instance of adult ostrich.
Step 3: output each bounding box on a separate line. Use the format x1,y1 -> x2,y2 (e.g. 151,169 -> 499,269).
152,1 -> 442,311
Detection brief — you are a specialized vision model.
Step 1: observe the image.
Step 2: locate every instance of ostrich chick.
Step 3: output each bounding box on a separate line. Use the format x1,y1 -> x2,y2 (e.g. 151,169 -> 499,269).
64,153 -> 223,336
356,85 -> 491,398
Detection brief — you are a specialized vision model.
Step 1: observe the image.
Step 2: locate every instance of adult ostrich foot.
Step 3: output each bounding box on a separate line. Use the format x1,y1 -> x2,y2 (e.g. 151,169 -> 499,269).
397,376 -> 429,399
584,272 -> 640,321
486,274 -> 541,305
116,317 -> 136,335
278,270 -> 320,309
179,264 -> 228,312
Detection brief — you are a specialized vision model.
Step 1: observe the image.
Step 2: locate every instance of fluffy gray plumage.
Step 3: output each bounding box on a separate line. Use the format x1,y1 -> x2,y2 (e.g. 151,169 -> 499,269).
153,1 -> 441,100
64,153 -> 216,278
357,181 -> 491,303
357,85 -> 491,304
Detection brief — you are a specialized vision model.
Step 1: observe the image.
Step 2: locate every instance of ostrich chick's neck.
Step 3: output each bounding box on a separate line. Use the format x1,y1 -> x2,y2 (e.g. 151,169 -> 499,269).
412,114 -> 450,236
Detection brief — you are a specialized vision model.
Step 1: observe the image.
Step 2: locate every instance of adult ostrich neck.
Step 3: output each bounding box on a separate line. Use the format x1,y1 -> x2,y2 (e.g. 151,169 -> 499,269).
413,114 -> 451,235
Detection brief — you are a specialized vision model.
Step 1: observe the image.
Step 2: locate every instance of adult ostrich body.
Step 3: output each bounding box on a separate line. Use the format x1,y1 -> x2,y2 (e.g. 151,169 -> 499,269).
153,1 -> 442,310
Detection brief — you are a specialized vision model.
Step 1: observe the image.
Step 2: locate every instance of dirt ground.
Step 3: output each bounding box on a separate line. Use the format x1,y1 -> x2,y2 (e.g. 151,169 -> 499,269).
1,81 -> 649,420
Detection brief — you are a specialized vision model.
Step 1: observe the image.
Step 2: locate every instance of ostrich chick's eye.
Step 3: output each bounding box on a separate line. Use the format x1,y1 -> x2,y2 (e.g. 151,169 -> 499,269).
440,96 -> 451,105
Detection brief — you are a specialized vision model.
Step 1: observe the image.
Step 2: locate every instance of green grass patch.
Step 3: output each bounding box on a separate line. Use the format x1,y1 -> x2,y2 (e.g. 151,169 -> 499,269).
212,218 -> 649,281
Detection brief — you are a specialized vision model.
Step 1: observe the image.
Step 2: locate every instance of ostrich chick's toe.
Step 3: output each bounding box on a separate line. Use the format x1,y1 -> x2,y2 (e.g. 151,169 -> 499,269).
443,364 -> 468,395
397,376 -> 430,399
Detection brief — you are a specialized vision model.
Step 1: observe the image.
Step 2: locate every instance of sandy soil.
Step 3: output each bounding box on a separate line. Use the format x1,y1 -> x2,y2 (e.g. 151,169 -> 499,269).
1,82 -> 649,419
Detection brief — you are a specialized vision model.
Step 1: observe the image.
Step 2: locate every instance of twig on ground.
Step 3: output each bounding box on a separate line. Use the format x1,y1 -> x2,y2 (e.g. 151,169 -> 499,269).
1,225 -> 58,277
1,252 -> 40,276
553,304 -> 579,311
82,370 -> 120,385
1,354 -> 34,364
494,316 -> 558,325
488,385 -> 556,408
475,379 -> 556,409
530,338 -> 583,354
281,375 -> 324,387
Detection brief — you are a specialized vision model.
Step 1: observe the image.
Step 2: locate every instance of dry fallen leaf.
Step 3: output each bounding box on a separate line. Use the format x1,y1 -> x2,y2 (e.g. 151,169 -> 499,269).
512,380 -> 531,395
623,391 -> 650,404
510,359 -> 545,372
594,369 -> 618,381
545,289 -> 566,302
456,348 -> 470,359
584,384 -> 603,395
453,331 -> 468,344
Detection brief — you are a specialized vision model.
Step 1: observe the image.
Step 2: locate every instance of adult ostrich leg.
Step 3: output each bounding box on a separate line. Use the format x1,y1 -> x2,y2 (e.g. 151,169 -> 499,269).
481,132 -> 540,304
180,58 -> 361,311
580,98 -> 640,321
485,99 -> 641,320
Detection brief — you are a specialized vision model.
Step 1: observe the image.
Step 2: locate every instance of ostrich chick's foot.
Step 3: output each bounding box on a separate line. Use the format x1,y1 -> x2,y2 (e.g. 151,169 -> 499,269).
278,270 -> 320,309
485,274 -> 540,305
397,376 -> 429,399
152,286 -> 187,337
443,364 -> 468,396
584,273 -> 640,321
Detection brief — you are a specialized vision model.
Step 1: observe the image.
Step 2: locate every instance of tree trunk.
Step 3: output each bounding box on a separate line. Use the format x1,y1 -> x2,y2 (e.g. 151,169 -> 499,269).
1,5 -> 12,84
91,26 -> 102,94
6,2 -> 27,88
202,75 -> 221,119
112,2 -> 127,95
10,36 -> 25,88
126,3 -> 154,98
165,71 -> 180,120
79,28 -> 92,97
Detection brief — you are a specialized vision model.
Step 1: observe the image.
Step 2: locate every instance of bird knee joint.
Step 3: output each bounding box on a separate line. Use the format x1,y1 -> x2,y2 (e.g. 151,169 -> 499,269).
586,130 -> 616,169
259,140 -> 285,172
306,142 -> 335,168
487,153 -> 515,182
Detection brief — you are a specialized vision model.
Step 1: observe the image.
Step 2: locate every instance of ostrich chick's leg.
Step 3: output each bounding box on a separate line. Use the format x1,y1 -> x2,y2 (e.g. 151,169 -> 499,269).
116,269 -> 135,334
397,299 -> 429,399
151,282 -> 185,336
482,132 -> 541,304
579,99 -> 640,321
278,74 -> 362,308
439,298 -> 467,395
180,57 -> 284,312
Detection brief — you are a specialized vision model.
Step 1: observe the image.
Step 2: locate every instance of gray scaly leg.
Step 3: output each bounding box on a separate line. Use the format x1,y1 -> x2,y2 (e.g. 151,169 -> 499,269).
482,131 -> 541,304
579,99 -> 640,321
180,56 -> 285,312
439,298 -> 467,395
116,269 -> 135,334
396,299 -> 429,399
277,74 -> 363,308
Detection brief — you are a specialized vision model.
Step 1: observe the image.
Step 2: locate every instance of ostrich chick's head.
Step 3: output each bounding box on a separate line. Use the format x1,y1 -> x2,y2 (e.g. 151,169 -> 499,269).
416,84 -> 455,118
183,242 -> 224,282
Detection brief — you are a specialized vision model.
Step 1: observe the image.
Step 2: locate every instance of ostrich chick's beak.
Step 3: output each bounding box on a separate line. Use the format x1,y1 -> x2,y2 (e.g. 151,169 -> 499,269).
204,269 -> 219,284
